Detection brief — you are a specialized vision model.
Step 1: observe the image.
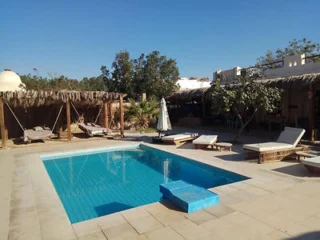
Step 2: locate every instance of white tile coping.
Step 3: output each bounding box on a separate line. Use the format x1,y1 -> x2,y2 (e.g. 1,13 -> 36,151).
6,139 -> 313,239
41,144 -> 140,160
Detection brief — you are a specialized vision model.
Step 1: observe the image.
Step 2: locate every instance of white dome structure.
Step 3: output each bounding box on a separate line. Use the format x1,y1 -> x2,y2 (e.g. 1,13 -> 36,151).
0,69 -> 26,92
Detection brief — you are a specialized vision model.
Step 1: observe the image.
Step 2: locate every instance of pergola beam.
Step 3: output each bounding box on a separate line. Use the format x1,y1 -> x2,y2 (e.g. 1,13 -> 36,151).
309,84 -> 316,141
0,98 -> 7,148
119,95 -> 124,137
66,99 -> 72,141
104,102 -> 109,128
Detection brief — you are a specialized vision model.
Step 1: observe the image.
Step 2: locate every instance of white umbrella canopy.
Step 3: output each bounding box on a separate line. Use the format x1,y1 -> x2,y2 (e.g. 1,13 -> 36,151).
157,97 -> 172,135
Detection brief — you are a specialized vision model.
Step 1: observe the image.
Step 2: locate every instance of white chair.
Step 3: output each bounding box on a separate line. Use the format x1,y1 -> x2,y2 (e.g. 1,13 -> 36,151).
243,127 -> 306,163
161,132 -> 198,145
192,135 -> 218,149
78,123 -> 111,137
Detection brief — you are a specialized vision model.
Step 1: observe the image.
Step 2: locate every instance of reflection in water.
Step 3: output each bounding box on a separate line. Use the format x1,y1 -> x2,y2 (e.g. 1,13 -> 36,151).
163,159 -> 169,184
69,157 -> 73,184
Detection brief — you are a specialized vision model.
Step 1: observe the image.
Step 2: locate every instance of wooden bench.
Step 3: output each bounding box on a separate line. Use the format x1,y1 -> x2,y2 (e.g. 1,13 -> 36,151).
214,142 -> 233,152
244,145 -> 309,164
162,136 -> 196,145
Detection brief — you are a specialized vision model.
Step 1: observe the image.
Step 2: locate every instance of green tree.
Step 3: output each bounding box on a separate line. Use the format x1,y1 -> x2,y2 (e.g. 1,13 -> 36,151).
125,98 -> 159,129
143,51 -> 179,98
21,74 -> 50,90
101,50 -> 180,99
21,74 -> 82,91
208,75 -> 282,142
100,65 -> 114,92
79,76 -> 104,91
257,38 -> 320,70
132,53 -> 147,94
111,51 -> 135,97
48,75 -> 78,90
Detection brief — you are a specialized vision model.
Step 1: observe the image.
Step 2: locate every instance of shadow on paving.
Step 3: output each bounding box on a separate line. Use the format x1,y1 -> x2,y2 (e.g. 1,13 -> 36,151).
285,231 -> 320,240
176,142 -> 195,149
158,198 -> 186,214
215,153 -> 248,162
73,132 -> 92,139
272,164 -> 320,178
122,135 -> 153,142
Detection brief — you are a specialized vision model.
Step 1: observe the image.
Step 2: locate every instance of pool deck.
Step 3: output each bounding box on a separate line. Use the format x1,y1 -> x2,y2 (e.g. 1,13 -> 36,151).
1,136 -> 320,240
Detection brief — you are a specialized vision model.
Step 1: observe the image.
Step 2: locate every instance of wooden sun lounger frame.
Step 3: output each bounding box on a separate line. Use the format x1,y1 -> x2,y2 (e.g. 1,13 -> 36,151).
24,129 -> 53,143
78,123 -> 110,137
194,143 -> 215,149
162,136 -> 197,145
244,145 -> 309,164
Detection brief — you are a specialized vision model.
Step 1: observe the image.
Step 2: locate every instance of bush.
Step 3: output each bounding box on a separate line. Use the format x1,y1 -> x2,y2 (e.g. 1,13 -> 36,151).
125,98 -> 159,129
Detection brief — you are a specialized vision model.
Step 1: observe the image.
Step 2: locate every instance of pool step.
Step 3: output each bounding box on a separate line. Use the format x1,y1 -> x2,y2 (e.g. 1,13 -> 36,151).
160,180 -> 219,213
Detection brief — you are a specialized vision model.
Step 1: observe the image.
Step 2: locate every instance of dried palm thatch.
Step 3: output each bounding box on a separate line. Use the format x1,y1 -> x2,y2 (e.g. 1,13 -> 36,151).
258,73 -> 320,88
166,87 -> 209,102
0,90 -> 123,108
168,73 -> 320,103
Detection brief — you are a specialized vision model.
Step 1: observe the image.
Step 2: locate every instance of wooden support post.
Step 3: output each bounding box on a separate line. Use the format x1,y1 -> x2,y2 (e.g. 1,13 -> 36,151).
308,85 -> 316,141
108,103 -> 113,127
66,99 -> 72,141
119,95 -> 124,137
0,98 -> 6,149
104,102 -> 109,128
288,83 -> 292,126
201,94 -> 206,120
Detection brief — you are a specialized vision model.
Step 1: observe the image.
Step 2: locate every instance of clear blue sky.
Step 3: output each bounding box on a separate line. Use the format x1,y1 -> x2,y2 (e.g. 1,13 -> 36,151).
1,0 -> 319,80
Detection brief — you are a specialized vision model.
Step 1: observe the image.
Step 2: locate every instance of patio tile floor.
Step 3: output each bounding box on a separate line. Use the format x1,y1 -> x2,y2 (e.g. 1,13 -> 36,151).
1,135 -> 320,240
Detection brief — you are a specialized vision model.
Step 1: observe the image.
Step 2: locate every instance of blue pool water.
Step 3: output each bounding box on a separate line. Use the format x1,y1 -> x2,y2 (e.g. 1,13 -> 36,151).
42,144 -> 248,223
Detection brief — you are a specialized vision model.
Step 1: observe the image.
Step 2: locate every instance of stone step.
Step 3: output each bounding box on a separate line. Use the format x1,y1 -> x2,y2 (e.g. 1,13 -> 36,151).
160,180 -> 220,213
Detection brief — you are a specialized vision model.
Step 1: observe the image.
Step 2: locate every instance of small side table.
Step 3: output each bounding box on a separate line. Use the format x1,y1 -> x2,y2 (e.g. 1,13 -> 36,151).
214,142 -> 233,152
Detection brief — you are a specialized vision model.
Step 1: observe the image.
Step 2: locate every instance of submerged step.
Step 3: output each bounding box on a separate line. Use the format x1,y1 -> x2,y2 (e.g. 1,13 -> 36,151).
160,180 -> 219,213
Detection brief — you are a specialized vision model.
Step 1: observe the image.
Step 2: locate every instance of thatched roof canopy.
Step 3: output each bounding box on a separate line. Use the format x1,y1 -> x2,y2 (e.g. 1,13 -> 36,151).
166,87 -> 209,102
258,73 -> 320,88
0,90 -> 123,108
167,72 -> 320,103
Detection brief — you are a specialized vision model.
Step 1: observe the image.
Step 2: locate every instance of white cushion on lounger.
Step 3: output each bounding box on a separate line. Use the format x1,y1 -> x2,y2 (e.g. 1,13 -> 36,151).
162,133 -> 198,141
301,156 -> 320,168
277,127 -> 305,147
192,135 -> 218,145
243,142 -> 293,152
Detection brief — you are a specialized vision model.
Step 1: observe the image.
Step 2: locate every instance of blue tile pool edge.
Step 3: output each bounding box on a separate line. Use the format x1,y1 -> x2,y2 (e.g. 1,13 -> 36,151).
41,144 -> 140,161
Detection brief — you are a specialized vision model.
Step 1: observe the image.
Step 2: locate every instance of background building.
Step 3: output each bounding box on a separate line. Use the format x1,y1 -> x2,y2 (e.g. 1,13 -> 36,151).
0,69 -> 26,92
176,77 -> 211,90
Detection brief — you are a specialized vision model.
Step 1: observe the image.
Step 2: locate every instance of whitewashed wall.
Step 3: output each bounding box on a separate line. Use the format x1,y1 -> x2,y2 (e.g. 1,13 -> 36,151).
177,78 -> 211,90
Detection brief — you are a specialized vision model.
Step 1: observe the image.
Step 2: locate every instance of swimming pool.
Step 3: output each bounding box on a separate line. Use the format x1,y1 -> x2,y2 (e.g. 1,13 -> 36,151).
42,144 -> 248,223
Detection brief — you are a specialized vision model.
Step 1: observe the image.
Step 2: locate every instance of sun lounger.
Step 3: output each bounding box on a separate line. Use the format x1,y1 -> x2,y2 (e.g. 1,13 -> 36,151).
23,126 -> 53,142
192,135 -> 218,149
243,127 -> 307,163
78,123 -> 111,137
301,156 -> 320,173
161,132 -> 198,145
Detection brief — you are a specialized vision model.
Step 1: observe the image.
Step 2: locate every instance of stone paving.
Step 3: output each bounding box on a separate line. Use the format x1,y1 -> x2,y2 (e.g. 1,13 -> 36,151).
1,133 -> 320,240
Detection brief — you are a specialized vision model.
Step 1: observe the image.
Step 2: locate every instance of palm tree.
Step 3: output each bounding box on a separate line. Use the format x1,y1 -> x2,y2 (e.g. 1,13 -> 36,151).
125,98 -> 159,129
